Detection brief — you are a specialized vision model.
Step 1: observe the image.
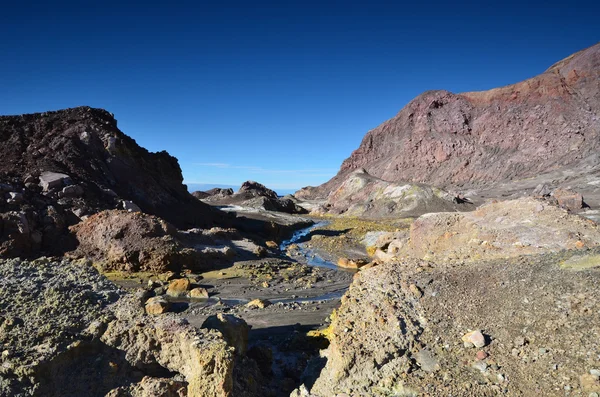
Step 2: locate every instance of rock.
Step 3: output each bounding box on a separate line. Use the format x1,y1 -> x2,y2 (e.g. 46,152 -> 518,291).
238,181 -> 279,200
59,184 -> 84,198
476,350 -> 488,360
0,107 -> 220,230
533,183 -> 552,197
254,246 -> 267,257
472,360 -> 488,373
385,198 -> 600,264
1,258 -> 236,396
246,299 -> 272,309
337,257 -> 368,269
39,171 -> 72,191
462,330 -> 486,348
202,313 -> 250,356
6,192 -> 23,204
297,43 -> 600,198
69,210 -> 202,273
409,284 -> 422,298
106,376 -> 187,397
581,373 -> 600,393
553,188 -> 584,211
145,296 -> 171,315
316,169 -> 468,218
189,287 -> 209,299
414,349 -> 439,372
166,278 -> 191,297
265,240 -> 278,249
202,180 -> 307,214
122,200 -> 142,212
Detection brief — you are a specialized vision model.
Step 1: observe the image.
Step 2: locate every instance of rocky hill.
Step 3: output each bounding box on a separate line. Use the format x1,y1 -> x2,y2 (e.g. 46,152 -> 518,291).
0,107 -> 225,257
0,107 -> 219,229
298,42 -> 600,199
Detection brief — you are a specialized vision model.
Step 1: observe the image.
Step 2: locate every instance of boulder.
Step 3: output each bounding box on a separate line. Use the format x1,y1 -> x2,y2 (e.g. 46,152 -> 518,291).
246,299 -> 271,309
189,287 -> 209,299
145,296 -> 171,315
39,171 -> 72,191
121,200 -> 142,212
59,184 -> 84,198
202,313 -> 250,356
552,188 -> 584,211
166,278 -> 191,297
69,210 -> 201,273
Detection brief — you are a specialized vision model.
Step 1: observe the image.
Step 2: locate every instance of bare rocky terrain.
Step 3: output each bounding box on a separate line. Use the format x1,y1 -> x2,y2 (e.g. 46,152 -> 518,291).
2,43 -> 600,397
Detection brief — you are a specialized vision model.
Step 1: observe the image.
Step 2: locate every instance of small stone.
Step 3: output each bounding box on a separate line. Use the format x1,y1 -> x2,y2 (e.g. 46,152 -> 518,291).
591,369 -> 600,377
247,299 -> 272,309
409,284 -> 422,299
188,287 -> 209,299
462,330 -> 486,348
59,184 -> 84,198
265,241 -> 278,249
472,360 -> 487,372
145,296 -> 170,315
414,349 -> 439,372
166,278 -> 191,297
514,336 -> 526,346
476,350 -> 488,360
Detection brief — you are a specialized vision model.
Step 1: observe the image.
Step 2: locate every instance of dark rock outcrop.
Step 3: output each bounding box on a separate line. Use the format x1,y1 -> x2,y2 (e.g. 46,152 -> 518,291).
0,107 -> 221,229
0,107 -> 227,257
298,43 -> 600,199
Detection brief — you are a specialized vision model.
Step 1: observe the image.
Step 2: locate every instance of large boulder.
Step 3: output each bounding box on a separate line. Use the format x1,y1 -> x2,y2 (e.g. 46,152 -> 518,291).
69,210 -> 201,273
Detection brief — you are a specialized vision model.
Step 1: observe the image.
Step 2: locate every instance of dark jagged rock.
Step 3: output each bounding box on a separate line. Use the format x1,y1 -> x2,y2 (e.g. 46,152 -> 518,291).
298,43 -> 600,199
0,107 -> 229,257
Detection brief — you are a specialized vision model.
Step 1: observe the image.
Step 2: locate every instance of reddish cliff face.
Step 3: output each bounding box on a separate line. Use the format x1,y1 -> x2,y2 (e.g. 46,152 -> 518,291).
298,43 -> 600,199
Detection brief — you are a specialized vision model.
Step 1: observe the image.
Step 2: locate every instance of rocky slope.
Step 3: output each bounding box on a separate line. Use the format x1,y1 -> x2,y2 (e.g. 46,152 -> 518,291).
369,197 -> 600,264
0,257 -> 237,397
0,107 -> 229,258
298,249 -> 600,396
298,42 -> 600,199
314,168 -> 471,218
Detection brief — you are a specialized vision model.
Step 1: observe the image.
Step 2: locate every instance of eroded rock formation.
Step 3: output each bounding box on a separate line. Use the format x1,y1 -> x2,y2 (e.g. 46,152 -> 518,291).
298,43 -> 600,199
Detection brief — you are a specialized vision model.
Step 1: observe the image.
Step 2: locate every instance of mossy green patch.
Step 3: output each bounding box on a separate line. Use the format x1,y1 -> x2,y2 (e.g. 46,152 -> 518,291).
560,254 -> 600,270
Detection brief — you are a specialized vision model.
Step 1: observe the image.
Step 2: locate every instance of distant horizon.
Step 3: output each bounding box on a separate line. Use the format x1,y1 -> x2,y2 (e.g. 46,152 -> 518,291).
1,1 -> 598,191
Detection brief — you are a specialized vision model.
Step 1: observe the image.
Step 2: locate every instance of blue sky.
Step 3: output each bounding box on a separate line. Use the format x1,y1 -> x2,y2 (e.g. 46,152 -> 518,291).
1,1 -> 598,194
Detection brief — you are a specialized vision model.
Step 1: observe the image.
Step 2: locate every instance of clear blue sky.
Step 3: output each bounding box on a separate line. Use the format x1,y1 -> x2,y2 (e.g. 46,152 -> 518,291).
1,1 -> 598,194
